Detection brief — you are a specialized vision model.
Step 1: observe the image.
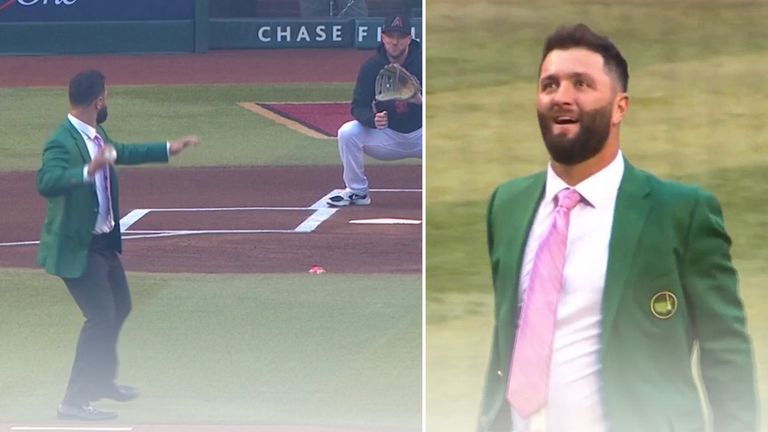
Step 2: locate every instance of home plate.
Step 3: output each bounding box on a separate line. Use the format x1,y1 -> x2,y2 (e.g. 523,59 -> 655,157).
349,218 -> 422,225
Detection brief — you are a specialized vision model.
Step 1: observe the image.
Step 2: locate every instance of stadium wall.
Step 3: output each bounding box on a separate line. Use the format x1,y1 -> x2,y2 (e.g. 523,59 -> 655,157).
0,0 -> 422,55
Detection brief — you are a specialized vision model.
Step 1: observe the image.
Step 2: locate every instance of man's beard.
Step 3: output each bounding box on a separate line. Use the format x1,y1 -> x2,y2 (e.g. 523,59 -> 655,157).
537,103 -> 612,166
97,105 -> 108,124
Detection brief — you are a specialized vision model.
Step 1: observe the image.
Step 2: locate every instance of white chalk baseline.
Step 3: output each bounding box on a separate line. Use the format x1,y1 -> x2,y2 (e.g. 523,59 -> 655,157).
0,188 -> 421,246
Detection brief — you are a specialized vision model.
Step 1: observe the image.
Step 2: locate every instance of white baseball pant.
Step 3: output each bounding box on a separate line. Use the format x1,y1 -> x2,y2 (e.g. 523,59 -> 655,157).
337,120 -> 422,194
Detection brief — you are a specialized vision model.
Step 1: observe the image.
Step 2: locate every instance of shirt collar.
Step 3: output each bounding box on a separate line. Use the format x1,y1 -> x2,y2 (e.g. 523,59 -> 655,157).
67,113 -> 98,141
544,150 -> 625,209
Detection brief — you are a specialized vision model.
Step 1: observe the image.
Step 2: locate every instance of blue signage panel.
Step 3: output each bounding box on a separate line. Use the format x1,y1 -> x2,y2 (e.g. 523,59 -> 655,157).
0,0 -> 195,22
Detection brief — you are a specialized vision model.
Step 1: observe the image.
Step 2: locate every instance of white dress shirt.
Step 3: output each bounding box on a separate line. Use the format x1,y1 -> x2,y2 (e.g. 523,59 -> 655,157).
68,114 -> 114,234
511,151 -> 625,432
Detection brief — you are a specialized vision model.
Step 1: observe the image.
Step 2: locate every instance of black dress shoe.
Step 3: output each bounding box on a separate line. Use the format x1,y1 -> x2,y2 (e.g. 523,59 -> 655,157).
57,403 -> 117,421
98,384 -> 138,402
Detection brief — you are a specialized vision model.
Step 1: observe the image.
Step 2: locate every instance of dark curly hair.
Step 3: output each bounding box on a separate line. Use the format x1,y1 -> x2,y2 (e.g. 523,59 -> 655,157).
540,24 -> 629,92
69,69 -> 106,107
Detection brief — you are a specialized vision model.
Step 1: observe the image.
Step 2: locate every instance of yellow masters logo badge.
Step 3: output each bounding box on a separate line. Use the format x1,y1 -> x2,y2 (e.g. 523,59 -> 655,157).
650,291 -> 678,319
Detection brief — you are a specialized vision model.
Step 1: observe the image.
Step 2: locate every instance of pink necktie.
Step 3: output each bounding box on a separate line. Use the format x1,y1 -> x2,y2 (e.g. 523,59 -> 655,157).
507,187 -> 582,418
93,133 -> 114,228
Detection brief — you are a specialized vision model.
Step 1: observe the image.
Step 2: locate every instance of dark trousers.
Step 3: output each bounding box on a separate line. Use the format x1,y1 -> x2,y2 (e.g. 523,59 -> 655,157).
61,234 -> 131,405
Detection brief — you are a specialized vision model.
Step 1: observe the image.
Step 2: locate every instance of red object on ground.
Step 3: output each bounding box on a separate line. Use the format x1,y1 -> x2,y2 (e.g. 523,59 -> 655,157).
309,265 -> 327,275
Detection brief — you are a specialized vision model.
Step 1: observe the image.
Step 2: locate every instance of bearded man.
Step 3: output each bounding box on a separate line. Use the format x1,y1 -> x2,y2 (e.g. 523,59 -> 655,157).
478,24 -> 757,432
37,69 -> 198,420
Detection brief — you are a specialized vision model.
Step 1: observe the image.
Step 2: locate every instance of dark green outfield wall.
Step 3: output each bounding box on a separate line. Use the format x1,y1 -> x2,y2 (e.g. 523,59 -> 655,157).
209,17 -> 422,49
0,0 -> 203,54
0,0 -> 421,54
0,21 -> 195,54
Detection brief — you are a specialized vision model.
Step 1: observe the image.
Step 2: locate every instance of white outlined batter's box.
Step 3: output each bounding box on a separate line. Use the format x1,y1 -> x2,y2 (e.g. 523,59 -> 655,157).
0,189 -> 421,246
120,206 -> 333,239
120,188 -> 419,240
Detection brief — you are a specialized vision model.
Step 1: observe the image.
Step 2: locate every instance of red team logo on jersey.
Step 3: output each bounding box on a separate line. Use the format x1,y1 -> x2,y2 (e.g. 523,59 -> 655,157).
394,101 -> 409,113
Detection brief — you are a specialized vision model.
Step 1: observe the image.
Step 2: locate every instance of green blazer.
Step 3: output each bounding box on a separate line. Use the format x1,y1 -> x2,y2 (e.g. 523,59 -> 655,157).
479,161 -> 757,432
37,118 -> 169,279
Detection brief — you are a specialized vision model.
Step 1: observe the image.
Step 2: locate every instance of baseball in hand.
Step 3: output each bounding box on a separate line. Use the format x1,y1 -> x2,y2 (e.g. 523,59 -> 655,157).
103,144 -> 117,164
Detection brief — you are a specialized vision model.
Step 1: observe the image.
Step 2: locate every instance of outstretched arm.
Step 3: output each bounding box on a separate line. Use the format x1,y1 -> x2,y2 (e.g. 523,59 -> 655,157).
168,135 -> 200,156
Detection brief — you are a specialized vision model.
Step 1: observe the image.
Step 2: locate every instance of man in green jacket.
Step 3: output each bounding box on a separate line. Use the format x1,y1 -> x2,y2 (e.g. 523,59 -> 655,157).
37,69 -> 199,421
479,24 -> 757,431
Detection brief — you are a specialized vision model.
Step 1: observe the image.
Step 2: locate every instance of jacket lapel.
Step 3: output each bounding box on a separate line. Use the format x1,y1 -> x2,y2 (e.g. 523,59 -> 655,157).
505,173 -> 546,305
65,119 -> 90,163
601,161 -> 652,339
496,173 -> 546,368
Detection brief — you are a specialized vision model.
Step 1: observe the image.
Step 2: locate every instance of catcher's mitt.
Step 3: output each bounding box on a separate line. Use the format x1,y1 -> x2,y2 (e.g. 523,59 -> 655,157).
375,63 -> 421,102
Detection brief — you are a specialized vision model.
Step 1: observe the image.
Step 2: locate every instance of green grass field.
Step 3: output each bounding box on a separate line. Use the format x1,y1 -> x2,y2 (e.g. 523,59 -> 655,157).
0,82 -> 421,431
426,0 -> 768,431
0,84 -> 351,170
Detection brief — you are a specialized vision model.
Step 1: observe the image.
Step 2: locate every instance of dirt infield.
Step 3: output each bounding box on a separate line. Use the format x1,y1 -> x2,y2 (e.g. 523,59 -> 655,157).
256,102 -> 350,137
0,49 -> 370,87
0,165 -> 421,274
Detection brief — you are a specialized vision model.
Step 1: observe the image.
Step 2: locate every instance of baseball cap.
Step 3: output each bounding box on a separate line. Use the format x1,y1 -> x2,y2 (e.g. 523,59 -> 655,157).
382,14 -> 411,36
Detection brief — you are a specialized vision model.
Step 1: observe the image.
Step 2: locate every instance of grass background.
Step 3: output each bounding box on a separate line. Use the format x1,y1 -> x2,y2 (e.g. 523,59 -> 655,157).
0,82 -> 421,432
0,84 -> 420,170
0,84 -> 349,170
0,269 -> 421,430
425,0 -> 768,431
